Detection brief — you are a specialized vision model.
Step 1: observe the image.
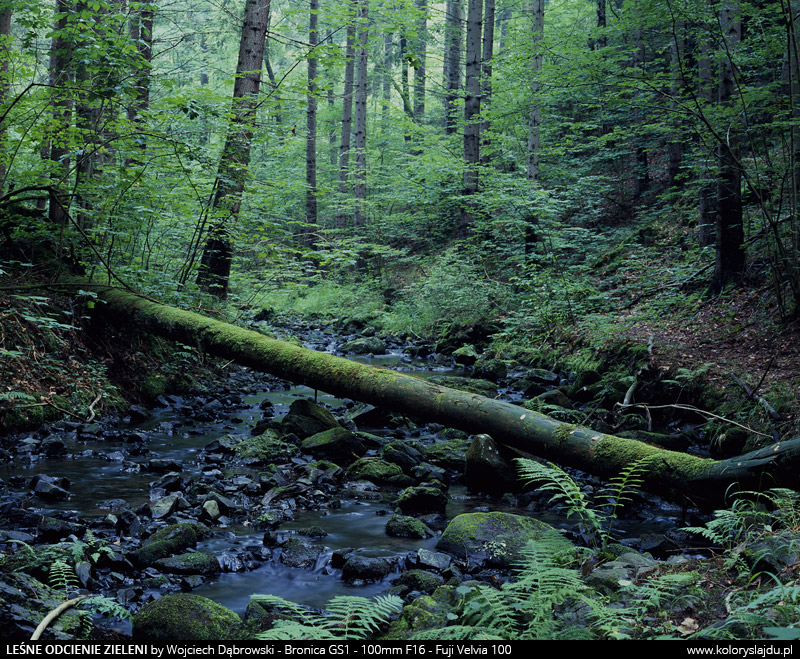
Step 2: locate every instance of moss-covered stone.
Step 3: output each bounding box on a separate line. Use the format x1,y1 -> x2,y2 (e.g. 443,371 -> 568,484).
300,427 -> 366,463
436,512 -> 558,568
153,551 -> 220,575
381,594 -> 452,640
131,522 -> 206,567
132,593 -> 241,640
397,485 -> 448,515
281,399 -> 340,439
385,515 -> 433,539
139,374 -> 167,400
426,438 -> 470,472
393,570 -> 445,594
234,429 -> 299,464
348,458 -> 412,485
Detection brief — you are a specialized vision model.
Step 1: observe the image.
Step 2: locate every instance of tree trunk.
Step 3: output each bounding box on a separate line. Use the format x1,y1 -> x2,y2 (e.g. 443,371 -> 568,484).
443,0 -> 462,135
126,1 -> 153,163
698,26 -> 716,248
480,0 -> 494,163
463,0 -> 482,196
0,3 -> 12,192
413,0 -> 427,123
82,281 -> 800,508
711,1 -> 745,291
667,20 -> 685,188
196,0 -> 270,299
305,0 -> 318,246
336,7 -> 356,232
46,0 -> 74,228
527,0 -> 544,181
352,0 -> 368,229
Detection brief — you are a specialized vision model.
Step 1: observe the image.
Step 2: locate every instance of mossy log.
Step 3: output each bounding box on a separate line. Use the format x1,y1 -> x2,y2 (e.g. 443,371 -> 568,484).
86,284 -> 800,507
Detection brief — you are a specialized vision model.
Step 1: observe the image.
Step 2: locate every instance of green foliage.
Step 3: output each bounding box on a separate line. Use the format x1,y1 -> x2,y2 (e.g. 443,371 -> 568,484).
252,594 -> 403,640
516,456 -> 652,552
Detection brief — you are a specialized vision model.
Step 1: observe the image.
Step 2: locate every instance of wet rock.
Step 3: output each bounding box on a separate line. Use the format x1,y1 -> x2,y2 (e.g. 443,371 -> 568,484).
151,492 -> 190,519
234,429 -> 299,464
416,549 -> 451,571
41,437 -> 68,457
218,552 -> 245,572
132,593 -> 241,640
425,438 -> 469,472
452,345 -> 479,366
472,357 -> 507,382
568,368 -> 602,403
341,337 -> 387,355
464,434 -> 521,495
411,462 -> 447,483
347,458 -> 412,486
383,440 -> 425,472
131,522 -> 206,566
385,515 -> 433,539
151,472 -> 184,492
341,555 -> 391,582
584,552 -> 659,593
393,570 -> 445,595
128,405 -> 151,424
30,474 -> 70,501
281,399 -> 341,439
533,389 -> 574,409
300,427 -> 365,464
37,516 -> 86,541
396,485 -> 448,516
436,512 -> 560,569
154,552 -> 220,575
201,500 -> 221,521
279,537 -> 324,569
147,459 -> 183,473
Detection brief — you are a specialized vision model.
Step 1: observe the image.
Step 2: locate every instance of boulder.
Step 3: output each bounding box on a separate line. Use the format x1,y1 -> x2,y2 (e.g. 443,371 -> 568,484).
341,337 -> 387,355
301,427 -> 366,464
132,594 -> 241,640
281,399 -> 340,439
153,552 -> 220,575
341,555 -> 391,582
436,512 -> 558,568
382,440 -> 425,472
396,485 -> 448,516
385,515 -> 433,539
131,522 -> 206,567
464,434 -> 522,495
347,459 -> 412,486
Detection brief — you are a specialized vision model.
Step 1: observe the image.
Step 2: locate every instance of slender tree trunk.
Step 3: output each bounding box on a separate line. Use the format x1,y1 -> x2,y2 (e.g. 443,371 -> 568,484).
698,26 -> 717,247
413,0 -> 427,123
711,1 -> 745,291
463,0 -> 482,196
352,0 -> 368,229
382,31 -> 392,130
304,0 -> 318,245
632,19 -> 649,200
47,0 -> 74,228
196,0 -> 270,299
444,0 -> 463,135
527,0 -> 544,181
400,30 -> 414,141
0,4 -> 12,191
667,20 -> 685,188
480,0 -> 494,163
595,0 -> 606,49
336,6 -> 356,232
126,3 -> 153,164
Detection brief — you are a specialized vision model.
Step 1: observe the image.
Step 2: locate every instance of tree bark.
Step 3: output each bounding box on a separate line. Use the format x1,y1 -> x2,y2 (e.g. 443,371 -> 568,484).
463,0 -> 482,196
480,0 -> 494,163
0,2 -> 12,192
126,1 -> 153,163
413,0 -> 427,123
527,0 -> 544,181
352,0 -> 368,229
305,0 -> 319,245
336,5 -> 356,232
711,1 -> 745,291
443,0 -> 462,135
196,0 -> 270,299
83,282 -> 800,508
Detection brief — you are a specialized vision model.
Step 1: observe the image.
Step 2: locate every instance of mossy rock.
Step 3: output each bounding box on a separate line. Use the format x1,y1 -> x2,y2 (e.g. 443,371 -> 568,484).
464,434 -> 521,494
139,374 -> 167,400
382,439 -> 426,472
426,438 -> 470,472
341,337 -> 387,355
381,593 -> 452,640
436,512 -> 560,568
472,357 -> 507,382
427,375 -> 497,398
347,458 -> 412,486
281,399 -> 340,439
385,515 -> 433,539
234,429 -> 299,464
393,570 -> 445,594
131,522 -> 206,566
452,344 -> 479,366
301,427 -> 366,464
397,485 -> 448,516
132,593 -> 241,640
153,551 -> 220,575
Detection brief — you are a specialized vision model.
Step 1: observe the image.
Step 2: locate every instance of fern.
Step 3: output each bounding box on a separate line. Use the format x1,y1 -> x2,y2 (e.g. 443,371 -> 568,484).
49,559 -> 79,597
516,456 -> 652,550
0,391 -> 37,403
253,594 -> 403,640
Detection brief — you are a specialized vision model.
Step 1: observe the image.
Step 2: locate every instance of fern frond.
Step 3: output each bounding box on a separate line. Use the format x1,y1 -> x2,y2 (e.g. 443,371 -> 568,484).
594,456 -> 652,544
80,595 -> 132,622
411,626 -> 503,640
49,559 -> 79,597
515,458 -> 601,535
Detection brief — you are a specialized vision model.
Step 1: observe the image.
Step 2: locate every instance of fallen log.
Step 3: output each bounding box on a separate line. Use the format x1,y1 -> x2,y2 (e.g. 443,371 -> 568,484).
84,283 -> 800,507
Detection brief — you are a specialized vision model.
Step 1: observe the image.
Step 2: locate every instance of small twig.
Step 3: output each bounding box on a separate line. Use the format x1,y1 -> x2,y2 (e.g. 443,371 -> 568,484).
614,401 -> 771,438
31,595 -> 88,640
85,393 -> 102,423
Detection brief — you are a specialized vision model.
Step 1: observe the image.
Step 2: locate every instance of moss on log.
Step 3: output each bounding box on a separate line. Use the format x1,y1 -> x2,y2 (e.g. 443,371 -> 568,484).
83,283 -> 800,507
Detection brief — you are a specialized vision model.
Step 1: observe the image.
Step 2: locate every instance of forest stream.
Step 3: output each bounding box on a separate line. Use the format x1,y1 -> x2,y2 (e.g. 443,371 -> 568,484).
0,320 -> 697,638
